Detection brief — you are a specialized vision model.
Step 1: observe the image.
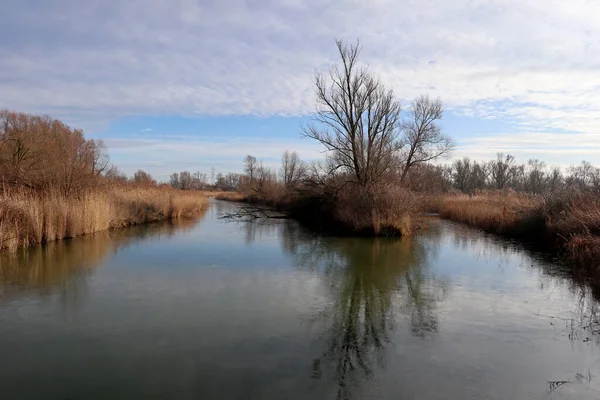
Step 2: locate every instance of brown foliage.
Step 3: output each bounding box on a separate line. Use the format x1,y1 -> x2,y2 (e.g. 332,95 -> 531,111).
0,110 -> 108,194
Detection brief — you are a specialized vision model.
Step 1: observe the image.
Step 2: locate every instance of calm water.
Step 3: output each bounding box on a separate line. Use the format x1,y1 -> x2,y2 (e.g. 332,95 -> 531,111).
1,201 -> 600,399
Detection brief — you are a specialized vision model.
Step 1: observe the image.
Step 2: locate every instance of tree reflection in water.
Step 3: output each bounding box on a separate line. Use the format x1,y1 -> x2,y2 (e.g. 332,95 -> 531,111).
278,221 -> 449,399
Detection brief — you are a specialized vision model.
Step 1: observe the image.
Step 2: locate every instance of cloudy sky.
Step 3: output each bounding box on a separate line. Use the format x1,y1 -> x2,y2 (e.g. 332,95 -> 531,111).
2,0 -> 599,180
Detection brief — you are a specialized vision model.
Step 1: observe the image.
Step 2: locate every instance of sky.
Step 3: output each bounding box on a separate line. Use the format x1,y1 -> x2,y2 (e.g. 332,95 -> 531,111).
2,0 -> 600,181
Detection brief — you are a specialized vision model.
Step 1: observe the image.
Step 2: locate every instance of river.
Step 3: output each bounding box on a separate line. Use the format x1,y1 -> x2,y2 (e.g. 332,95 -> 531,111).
1,200 -> 599,399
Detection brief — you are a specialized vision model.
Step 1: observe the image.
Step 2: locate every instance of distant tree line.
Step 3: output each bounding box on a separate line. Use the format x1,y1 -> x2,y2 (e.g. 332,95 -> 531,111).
440,154 -> 600,195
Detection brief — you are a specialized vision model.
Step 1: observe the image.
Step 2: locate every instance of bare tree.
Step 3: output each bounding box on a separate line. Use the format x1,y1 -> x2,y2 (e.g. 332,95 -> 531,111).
524,159 -> 547,194
400,95 -> 454,182
133,169 -> 156,185
489,153 -> 516,190
280,150 -> 306,188
90,139 -> 109,176
452,157 -> 472,193
568,161 -> 600,193
105,165 -> 128,182
192,171 -> 207,189
257,161 -> 276,184
244,155 -> 258,181
302,39 -> 403,187
547,166 -> 563,192
169,172 -> 180,188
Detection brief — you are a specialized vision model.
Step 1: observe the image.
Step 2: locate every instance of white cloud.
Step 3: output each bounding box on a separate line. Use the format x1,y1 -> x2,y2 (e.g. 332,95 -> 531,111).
453,131 -> 600,168
2,0 -> 600,164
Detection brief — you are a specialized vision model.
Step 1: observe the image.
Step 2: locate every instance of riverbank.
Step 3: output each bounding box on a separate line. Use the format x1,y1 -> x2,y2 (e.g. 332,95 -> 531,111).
0,186 -> 208,252
225,186 -> 600,272
435,190 -> 600,271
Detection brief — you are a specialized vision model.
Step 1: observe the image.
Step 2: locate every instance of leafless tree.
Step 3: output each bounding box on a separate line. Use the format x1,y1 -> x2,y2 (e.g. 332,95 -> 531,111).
90,139 -> 109,176
524,159 -> 547,194
192,171 -> 207,189
400,95 -> 454,182
452,158 -> 472,193
489,153 -> 516,190
257,161 -> 276,184
280,150 -> 306,188
133,169 -> 156,185
244,155 -> 258,181
547,166 -> 563,192
471,162 -> 489,190
105,165 -> 128,182
568,161 -> 600,193
169,172 -> 180,188
302,39 -> 403,187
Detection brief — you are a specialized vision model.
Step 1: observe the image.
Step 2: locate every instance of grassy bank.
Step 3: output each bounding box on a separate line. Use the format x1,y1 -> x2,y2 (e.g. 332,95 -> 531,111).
0,186 -> 208,252
436,190 -> 600,270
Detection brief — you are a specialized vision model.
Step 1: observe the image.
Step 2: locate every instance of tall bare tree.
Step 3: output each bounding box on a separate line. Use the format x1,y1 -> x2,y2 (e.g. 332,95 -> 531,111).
280,150 -> 305,188
400,95 -> 453,182
489,153 -> 516,190
302,40 -> 403,187
244,155 -> 258,181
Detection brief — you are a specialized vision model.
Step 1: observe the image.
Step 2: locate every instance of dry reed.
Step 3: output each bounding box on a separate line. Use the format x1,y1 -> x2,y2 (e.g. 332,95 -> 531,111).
438,190 -> 543,235
0,186 -> 208,252
201,191 -> 248,202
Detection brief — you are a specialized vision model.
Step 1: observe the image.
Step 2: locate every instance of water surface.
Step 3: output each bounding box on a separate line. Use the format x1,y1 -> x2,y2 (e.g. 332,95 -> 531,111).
1,201 -> 600,399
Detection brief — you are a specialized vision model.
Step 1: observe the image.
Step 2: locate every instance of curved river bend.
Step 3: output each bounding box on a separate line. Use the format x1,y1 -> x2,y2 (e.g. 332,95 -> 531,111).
1,201 -> 599,399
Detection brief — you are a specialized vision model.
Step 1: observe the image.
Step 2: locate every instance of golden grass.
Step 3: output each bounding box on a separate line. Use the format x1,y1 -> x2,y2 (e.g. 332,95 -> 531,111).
437,189 -> 600,271
0,186 -> 208,252
200,190 -> 247,202
438,190 -> 543,235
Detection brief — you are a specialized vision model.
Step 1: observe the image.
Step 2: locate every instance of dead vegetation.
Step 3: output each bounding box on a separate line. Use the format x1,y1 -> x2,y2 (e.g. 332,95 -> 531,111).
201,191 -> 247,202
0,186 -> 208,252
438,190 -> 544,236
436,189 -> 600,271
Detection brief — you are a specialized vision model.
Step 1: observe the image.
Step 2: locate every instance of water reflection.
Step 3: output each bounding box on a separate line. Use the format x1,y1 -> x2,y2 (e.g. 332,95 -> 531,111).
237,216 -> 600,398
0,217 -> 201,302
276,222 -> 448,399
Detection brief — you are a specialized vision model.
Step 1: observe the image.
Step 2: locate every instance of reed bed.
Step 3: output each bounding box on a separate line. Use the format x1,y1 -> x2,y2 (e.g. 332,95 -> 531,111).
201,191 -> 248,202
437,189 -> 600,270
438,190 -> 544,235
0,186 -> 208,252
